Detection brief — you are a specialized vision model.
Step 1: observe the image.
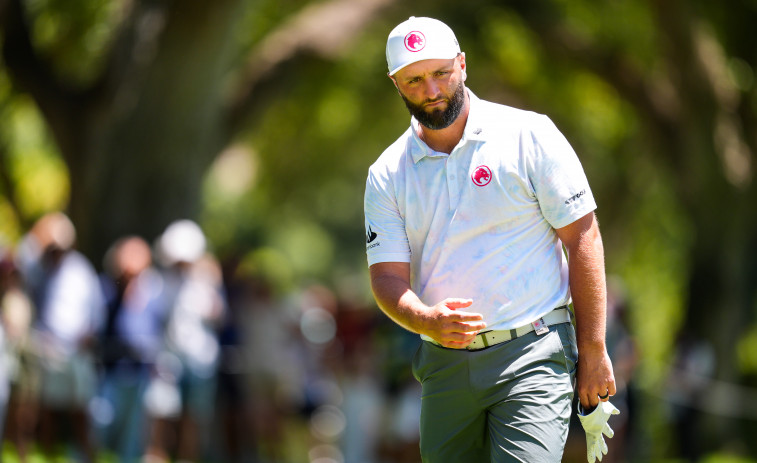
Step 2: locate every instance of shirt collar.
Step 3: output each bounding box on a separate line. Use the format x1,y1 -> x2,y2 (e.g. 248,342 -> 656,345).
408,89 -> 487,164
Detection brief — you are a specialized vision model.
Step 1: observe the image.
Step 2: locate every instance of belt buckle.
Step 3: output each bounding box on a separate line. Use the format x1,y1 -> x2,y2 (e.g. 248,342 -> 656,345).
531,317 -> 549,336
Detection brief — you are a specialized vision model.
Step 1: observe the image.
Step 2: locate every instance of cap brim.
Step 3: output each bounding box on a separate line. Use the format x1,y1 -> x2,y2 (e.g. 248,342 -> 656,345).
388,51 -> 460,76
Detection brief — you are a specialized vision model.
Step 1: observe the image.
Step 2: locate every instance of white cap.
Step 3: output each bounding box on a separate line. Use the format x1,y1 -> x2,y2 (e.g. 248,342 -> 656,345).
157,219 -> 206,265
386,17 -> 460,76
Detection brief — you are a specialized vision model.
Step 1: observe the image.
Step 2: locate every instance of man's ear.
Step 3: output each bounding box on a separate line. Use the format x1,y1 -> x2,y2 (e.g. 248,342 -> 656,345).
388,73 -> 399,90
459,52 -> 467,82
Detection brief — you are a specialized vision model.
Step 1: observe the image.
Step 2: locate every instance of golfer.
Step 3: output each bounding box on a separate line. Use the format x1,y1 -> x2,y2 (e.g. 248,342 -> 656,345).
364,16 -> 616,462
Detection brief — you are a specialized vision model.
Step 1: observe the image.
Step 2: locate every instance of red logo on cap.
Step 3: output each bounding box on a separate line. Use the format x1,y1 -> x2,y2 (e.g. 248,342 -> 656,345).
404,31 -> 426,52
471,165 -> 492,187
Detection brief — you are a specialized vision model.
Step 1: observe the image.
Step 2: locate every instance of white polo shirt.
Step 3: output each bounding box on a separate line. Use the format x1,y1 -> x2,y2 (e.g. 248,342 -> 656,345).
364,90 -> 596,332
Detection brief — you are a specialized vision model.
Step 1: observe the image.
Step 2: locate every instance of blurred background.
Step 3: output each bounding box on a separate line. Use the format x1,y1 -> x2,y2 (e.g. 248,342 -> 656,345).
0,0 -> 756,462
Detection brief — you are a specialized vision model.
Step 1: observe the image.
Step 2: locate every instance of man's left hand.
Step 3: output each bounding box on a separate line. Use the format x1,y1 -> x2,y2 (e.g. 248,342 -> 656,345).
576,348 -> 616,409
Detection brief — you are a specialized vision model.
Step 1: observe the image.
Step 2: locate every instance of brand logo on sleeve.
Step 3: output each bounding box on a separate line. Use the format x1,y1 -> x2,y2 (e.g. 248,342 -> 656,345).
404,31 -> 426,52
366,226 -> 378,244
471,165 -> 492,187
565,189 -> 586,205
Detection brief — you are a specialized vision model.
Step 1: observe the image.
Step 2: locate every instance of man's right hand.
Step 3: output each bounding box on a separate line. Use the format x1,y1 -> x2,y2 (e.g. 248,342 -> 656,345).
369,262 -> 485,347
424,298 -> 487,348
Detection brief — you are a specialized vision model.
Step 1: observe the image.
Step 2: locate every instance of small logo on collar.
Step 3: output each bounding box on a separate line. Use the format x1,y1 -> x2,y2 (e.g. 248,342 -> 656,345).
473,128 -> 482,135
471,165 -> 492,187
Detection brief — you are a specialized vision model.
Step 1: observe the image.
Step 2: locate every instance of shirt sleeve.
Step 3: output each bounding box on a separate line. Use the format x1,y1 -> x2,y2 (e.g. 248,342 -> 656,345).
528,115 -> 597,229
364,166 -> 411,266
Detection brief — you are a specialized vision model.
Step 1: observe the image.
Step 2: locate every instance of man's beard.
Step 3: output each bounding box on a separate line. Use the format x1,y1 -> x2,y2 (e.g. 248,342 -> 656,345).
400,81 -> 466,130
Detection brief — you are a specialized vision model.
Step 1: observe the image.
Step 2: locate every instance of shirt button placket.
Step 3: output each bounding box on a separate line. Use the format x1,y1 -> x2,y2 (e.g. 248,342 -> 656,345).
446,156 -> 459,210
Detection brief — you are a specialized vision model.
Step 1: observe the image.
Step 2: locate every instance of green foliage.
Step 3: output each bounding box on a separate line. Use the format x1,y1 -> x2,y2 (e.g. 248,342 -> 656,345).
480,9 -> 541,89
0,88 -> 68,243
6,98 -> 69,214
700,454 -> 757,463
24,0 -> 123,85
618,171 -> 693,381
553,0 -> 658,65
737,324 -> 757,375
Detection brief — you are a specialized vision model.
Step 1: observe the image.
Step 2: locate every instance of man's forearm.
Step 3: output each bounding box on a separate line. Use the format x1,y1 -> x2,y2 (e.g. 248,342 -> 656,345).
567,220 -> 607,353
568,221 -> 608,353
558,213 -> 616,407
370,266 -> 428,334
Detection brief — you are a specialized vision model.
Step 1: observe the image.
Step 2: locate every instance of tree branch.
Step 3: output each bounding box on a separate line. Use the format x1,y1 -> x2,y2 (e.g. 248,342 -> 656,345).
225,0 -> 394,132
87,0 -> 170,118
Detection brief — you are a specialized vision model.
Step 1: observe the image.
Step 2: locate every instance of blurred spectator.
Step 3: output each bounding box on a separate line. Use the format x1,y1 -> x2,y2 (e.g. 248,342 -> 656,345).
666,330 -> 715,462
375,322 -> 423,463
336,303 -> 383,463
144,220 -> 226,463
297,285 -> 345,461
15,212 -> 105,463
212,255 -> 258,463
95,236 -> 169,462
564,277 -> 638,463
238,271 -> 299,462
0,249 -> 21,452
1,248 -> 37,462
602,276 -> 639,462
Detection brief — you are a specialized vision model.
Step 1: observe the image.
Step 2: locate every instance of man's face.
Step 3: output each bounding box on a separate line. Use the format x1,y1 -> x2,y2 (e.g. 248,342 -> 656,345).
391,55 -> 467,130
399,80 -> 466,130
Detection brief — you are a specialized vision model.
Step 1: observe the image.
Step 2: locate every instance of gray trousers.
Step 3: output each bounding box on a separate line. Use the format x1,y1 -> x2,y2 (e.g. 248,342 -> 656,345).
412,322 -> 578,462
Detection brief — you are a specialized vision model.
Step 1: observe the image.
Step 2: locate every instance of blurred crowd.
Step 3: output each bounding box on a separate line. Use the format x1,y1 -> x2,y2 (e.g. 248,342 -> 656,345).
0,212 -> 668,463
0,225 -> 746,463
0,211 -> 681,463
0,212 -> 427,463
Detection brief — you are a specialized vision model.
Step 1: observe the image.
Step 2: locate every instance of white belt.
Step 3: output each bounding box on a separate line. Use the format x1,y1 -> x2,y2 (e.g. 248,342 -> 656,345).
431,307 -> 572,351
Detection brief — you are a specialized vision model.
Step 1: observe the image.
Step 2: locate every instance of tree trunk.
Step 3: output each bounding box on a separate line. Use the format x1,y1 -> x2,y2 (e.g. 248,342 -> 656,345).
71,0 -> 244,261
2,0 -> 244,262
648,0 -> 757,450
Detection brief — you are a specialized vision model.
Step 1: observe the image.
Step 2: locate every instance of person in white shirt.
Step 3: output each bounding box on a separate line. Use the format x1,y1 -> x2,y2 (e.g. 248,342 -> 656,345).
16,212 -> 104,463
364,16 -> 617,462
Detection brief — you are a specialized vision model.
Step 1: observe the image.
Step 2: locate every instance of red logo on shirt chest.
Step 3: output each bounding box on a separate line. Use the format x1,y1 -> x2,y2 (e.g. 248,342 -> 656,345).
471,165 -> 492,186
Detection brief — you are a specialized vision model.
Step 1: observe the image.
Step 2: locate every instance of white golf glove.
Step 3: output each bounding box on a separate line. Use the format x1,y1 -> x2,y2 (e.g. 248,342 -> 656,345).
577,400 -> 620,463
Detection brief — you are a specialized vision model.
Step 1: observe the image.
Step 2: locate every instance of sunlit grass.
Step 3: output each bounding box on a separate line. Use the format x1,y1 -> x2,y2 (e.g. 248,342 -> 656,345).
700,454 -> 757,463
1,442 -> 118,463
